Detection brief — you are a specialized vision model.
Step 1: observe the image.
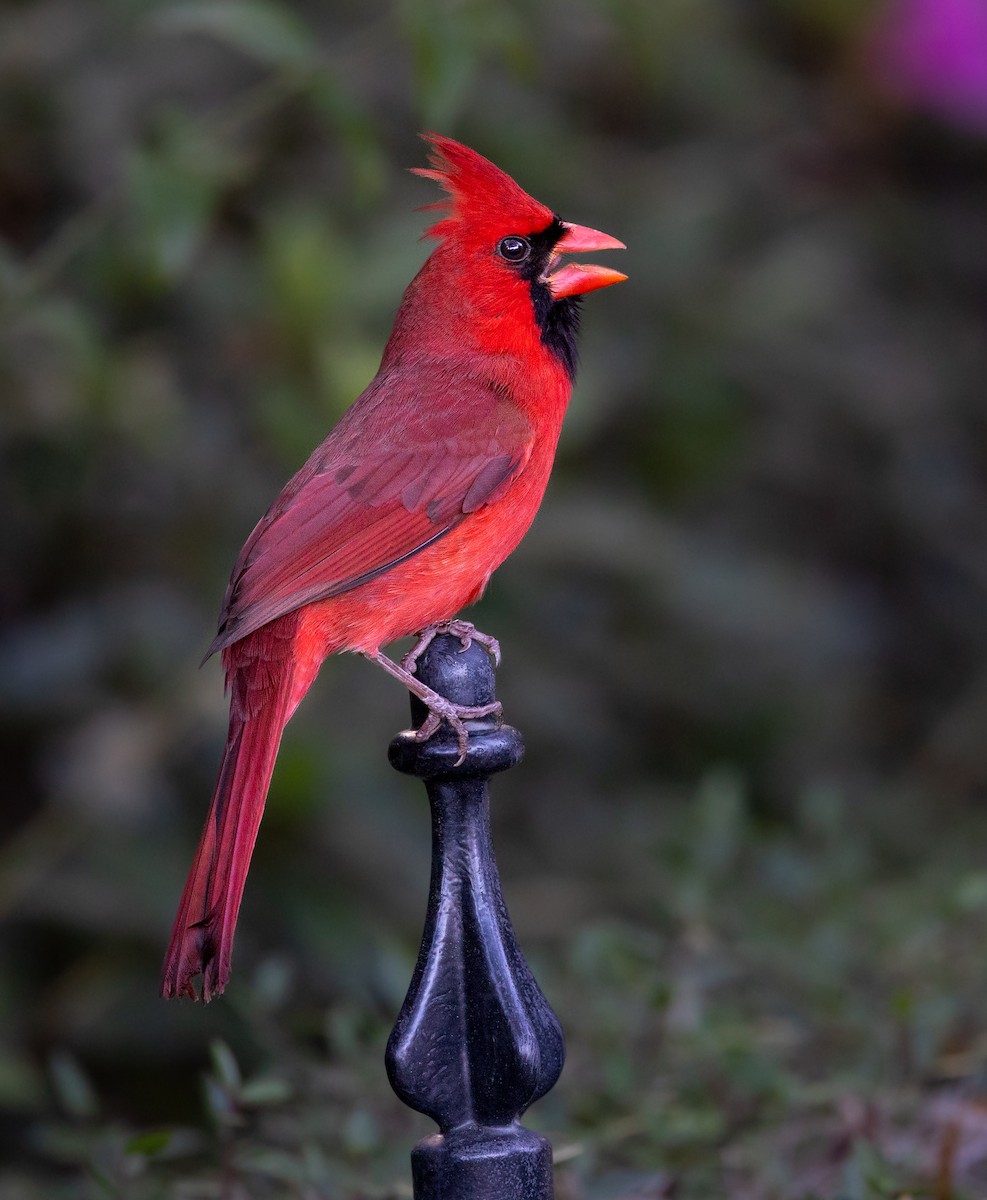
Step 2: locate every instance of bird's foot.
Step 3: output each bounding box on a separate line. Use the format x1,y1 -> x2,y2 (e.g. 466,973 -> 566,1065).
362,647 -> 503,766
402,619 -> 501,674
413,695 -> 504,764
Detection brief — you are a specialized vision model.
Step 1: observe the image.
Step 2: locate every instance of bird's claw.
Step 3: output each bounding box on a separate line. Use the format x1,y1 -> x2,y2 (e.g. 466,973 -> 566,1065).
403,620 -> 501,674
414,696 -> 504,765
457,623 -> 501,667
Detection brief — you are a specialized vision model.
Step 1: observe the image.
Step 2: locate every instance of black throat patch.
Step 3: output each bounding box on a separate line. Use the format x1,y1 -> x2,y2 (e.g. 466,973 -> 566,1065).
519,216 -> 582,381
530,285 -> 581,381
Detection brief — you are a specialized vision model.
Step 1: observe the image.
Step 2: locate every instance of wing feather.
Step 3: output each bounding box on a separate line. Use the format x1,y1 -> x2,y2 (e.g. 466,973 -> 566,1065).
208,370 -> 530,655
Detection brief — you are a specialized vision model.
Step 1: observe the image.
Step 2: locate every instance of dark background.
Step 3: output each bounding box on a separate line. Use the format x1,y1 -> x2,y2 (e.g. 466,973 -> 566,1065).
3,1 -> 987,1195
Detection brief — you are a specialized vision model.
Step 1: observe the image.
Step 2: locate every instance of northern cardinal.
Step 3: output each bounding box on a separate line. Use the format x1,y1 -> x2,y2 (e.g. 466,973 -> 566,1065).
162,133 -> 626,1000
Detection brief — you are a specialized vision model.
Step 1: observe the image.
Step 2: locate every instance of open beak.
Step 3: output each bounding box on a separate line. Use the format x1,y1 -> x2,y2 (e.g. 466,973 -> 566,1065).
545,222 -> 627,300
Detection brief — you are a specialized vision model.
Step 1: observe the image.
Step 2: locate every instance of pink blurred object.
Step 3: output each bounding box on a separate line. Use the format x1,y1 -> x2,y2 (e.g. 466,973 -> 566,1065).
867,0 -> 987,132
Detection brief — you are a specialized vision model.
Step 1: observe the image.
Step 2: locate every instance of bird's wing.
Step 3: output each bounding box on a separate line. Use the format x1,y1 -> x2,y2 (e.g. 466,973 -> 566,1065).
207,370 -> 531,655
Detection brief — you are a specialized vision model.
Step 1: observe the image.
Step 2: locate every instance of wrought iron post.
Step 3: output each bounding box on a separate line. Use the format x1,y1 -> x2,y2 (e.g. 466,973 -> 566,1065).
387,633 -> 565,1200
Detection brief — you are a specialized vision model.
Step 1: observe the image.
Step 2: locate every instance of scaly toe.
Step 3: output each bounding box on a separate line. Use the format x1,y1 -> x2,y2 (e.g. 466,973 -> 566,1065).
414,711 -> 443,743
481,635 -> 501,667
412,697 -> 503,762
455,623 -> 500,667
448,716 -> 470,765
402,630 -> 436,675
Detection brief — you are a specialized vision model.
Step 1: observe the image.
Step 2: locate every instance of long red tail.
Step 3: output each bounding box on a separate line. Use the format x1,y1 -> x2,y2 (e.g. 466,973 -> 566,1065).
162,626 -> 298,1001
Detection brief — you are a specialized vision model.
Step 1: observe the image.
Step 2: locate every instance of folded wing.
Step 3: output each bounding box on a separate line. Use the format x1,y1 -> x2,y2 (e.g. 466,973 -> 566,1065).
208,370 -> 531,656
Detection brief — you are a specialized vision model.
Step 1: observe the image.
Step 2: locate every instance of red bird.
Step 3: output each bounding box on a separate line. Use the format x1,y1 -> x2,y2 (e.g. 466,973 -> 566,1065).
162,133 -> 626,1001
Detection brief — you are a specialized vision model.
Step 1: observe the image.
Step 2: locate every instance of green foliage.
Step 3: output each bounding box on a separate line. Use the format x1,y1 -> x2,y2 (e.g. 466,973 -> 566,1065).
3,0 -> 987,1196
153,1 -> 319,68
397,0 -> 535,127
9,792 -> 987,1197
126,107 -> 251,287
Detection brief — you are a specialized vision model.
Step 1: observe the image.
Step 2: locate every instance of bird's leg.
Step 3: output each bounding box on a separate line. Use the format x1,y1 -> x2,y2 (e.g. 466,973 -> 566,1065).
402,619 -> 501,675
361,649 -> 503,765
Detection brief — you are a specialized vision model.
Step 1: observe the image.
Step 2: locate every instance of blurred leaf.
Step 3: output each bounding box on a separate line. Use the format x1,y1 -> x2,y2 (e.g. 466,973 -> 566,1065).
236,1145 -> 305,1180
341,1108 -> 380,1157
397,0 -> 535,127
694,767 -> 746,879
954,871 -> 987,911
125,1129 -> 172,1156
249,956 -> 294,1011
308,73 -> 387,206
48,1051 -> 99,1121
127,121 -> 227,284
261,211 -> 343,352
153,0 -> 317,66
647,1100 -> 726,1148
208,1040 -> 242,1093
238,1077 -> 292,1106
203,1075 -> 239,1126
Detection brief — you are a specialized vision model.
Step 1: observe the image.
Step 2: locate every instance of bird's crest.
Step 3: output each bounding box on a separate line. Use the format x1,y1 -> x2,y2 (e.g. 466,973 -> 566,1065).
411,132 -> 554,242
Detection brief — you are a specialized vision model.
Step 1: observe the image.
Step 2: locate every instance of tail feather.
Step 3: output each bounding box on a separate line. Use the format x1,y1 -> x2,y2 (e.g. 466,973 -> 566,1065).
162,657 -> 295,1002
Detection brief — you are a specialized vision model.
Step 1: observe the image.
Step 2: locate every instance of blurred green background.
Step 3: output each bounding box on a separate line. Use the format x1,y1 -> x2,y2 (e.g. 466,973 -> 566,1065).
3,0 -> 987,1196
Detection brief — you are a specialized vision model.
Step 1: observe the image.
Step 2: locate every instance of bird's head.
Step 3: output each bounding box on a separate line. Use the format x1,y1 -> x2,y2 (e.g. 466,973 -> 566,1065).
409,133 -> 626,375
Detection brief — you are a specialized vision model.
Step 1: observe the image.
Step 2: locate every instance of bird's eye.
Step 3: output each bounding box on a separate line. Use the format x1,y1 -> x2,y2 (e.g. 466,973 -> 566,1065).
497,236 -> 530,263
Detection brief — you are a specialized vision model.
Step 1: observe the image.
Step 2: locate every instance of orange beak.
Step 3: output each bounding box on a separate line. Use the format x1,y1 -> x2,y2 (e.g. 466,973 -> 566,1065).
545,222 -> 627,300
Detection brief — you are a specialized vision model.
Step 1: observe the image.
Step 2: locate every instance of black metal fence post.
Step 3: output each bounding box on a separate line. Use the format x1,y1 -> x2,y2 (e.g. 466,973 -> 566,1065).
387,633 -> 565,1200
